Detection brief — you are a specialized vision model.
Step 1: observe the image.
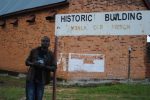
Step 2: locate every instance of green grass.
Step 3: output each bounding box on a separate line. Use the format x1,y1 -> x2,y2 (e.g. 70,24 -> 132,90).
74,84 -> 150,100
0,76 -> 150,100
50,84 -> 150,100
0,87 -> 24,100
0,76 -> 25,100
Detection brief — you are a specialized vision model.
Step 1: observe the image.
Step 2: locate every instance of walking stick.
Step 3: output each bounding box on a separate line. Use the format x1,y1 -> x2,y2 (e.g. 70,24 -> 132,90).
52,36 -> 58,100
52,70 -> 56,100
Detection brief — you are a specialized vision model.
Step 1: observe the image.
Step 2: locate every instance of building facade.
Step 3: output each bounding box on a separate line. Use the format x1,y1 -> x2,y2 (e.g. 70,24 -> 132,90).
0,0 -> 150,80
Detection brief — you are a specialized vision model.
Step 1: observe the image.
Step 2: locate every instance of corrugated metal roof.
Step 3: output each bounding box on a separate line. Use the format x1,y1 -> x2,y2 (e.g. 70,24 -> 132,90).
0,0 -> 67,17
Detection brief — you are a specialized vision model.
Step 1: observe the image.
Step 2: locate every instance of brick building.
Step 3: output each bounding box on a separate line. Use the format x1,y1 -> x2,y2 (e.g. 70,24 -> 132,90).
0,0 -> 150,81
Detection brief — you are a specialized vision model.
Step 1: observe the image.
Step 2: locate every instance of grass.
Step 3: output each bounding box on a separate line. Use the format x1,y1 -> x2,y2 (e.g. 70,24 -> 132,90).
0,75 -> 150,100
0,87 -> 24,100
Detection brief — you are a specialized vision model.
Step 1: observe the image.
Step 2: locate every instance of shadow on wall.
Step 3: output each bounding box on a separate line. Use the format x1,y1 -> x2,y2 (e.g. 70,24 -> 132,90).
145,43 -> 150,78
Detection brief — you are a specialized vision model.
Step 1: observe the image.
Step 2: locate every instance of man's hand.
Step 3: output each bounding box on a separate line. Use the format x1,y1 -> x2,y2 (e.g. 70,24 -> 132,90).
33,60 -> 45,68
45,66 -> 56,72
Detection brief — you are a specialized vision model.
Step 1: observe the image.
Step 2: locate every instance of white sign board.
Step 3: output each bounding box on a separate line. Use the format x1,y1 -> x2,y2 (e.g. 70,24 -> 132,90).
68,53 -> 104,72
55,10 -> 150,36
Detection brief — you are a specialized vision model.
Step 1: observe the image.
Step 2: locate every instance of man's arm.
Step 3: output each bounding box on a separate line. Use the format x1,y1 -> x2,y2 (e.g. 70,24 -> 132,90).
45,51 -> 57,71
44,65 -> 56,71
25,50 -> 34,66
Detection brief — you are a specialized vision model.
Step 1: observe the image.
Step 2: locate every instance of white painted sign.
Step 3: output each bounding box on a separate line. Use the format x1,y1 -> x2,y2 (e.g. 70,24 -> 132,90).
55,10 -> 150,36
147,35 -> 150,42
68,53 -> 104,72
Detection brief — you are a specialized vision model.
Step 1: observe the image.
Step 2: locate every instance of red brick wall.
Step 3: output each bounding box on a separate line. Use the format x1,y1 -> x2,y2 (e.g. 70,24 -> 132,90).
0,6 -> 69,73
0,0 -> 149,80
56,0 -> 148,80
57,36 -> 147,80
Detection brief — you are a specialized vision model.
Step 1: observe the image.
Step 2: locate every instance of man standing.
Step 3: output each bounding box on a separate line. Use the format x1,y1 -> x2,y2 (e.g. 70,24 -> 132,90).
25,36 -> 56,100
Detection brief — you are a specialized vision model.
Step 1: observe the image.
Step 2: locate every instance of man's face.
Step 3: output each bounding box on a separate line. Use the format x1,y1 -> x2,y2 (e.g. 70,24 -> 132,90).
41,37 -> 50,49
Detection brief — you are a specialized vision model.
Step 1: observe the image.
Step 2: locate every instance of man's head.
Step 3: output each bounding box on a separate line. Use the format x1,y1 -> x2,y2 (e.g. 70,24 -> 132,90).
41,36 -> 50,49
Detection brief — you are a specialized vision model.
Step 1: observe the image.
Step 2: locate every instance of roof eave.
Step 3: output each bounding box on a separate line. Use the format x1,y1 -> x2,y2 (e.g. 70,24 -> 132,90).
0,1 -> 69,18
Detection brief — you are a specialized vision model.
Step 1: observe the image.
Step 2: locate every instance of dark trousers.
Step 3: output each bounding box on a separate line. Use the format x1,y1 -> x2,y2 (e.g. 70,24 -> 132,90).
26,81 -> 44,100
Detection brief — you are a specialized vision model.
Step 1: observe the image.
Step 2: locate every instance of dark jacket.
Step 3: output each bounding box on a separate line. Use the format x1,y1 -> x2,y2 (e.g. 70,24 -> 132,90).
25,47 -> 56,85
